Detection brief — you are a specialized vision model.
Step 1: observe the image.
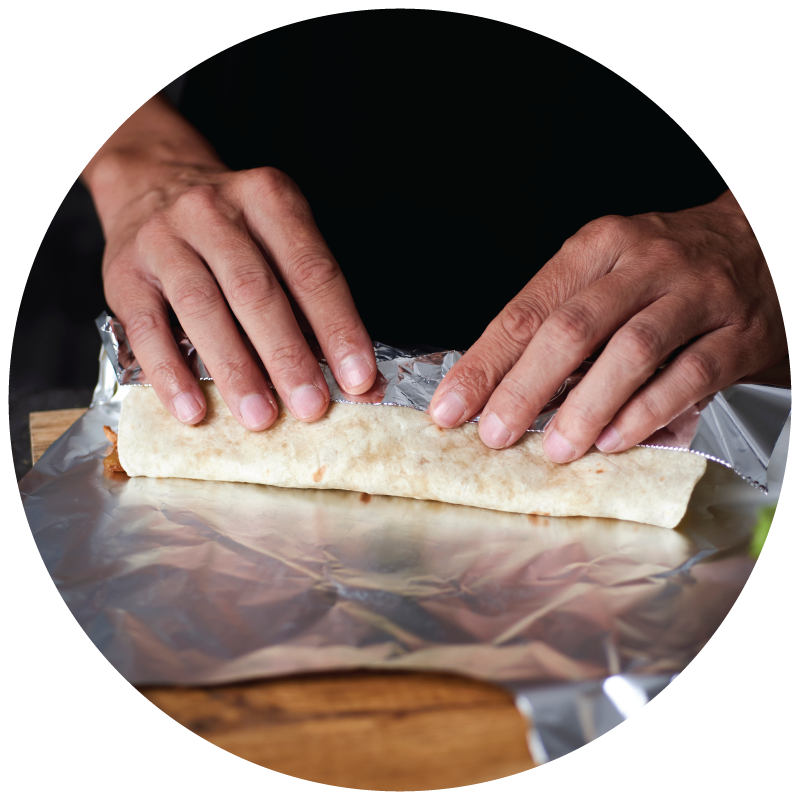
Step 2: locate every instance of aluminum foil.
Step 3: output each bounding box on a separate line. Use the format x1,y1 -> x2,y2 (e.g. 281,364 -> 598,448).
21,337 -> 788,764
96,312 -> 790,491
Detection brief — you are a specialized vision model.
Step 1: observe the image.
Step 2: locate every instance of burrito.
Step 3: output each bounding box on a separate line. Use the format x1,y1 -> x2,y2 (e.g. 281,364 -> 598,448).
117,383 -> 707,528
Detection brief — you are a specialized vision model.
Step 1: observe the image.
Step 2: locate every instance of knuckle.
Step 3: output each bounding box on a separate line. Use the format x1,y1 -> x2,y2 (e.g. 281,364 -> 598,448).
175,183 -> 221,217
562,400 -> 605,432
209,356 -> 252,389
133,214 -> 170,252
226,267 -> 279,311
247,166 -> 298,201
136,216 -> 166,243
171,277 -> 221,316
578,214 -> 629,248
494,374 -> 535,421
541,306 -> 593,354
268,339 -> 310,377
315,316 -> 362,353
253,166 -> 289,188
615,322 -> 664,367
679,350 -> 721,390
447,353 -> 501,400
497,301 -> 543,348
124,309 -> 164,349
288,250 -> 340,296
243,166 -> 314,225
147,359 -> 183,390
629,390 -> 664,433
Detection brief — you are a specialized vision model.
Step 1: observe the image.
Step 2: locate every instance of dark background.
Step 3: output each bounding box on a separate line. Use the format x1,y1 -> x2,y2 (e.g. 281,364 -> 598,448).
10,10 -> 726,478
5,12 -> 796,776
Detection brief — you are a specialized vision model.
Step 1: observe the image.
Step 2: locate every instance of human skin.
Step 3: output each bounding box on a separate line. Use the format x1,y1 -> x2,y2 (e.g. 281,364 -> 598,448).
84,95 -> 786,461
82,94 -> 377,431
429,192 -> 787,462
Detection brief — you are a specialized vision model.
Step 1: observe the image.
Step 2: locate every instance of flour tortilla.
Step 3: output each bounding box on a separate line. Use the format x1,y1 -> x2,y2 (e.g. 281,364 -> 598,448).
118,384 -> 706,528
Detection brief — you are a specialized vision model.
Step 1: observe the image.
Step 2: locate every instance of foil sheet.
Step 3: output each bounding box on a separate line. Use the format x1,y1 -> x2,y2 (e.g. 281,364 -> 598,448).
21,343 -> 788,764
96,312 -> 790,491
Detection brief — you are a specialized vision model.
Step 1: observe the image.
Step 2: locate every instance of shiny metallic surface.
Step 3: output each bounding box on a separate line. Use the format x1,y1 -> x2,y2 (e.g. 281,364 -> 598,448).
20,321 -> 783,763
97,313 -> 213,386
510,674 -> 674,763
97,312 -> 790,491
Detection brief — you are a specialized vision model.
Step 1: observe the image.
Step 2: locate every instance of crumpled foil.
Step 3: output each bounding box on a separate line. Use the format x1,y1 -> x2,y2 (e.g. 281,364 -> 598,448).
96,312 -> 790,491
19,319 -> 788,765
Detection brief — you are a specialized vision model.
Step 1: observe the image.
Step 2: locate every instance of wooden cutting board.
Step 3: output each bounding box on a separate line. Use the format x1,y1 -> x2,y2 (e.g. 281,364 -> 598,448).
29,408 -> 536,790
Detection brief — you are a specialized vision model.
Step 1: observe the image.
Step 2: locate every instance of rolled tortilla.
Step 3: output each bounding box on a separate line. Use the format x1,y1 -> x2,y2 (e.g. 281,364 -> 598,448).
118,384 -> 706,528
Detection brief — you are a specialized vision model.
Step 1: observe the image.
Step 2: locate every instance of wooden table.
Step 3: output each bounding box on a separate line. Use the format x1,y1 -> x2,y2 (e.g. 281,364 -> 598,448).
30,409 -> 536,791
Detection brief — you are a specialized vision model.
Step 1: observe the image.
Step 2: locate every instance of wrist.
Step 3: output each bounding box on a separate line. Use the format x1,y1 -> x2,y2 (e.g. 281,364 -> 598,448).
708,188 -> 741,214
81,95 -> 226,239
86,147 -> 222,236
696,188 -> 758,244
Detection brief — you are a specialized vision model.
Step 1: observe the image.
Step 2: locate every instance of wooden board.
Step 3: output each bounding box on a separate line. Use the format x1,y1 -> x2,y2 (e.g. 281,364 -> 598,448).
29,409 -> 537,790
30,407 -> 87,465
142,671 -> 534,790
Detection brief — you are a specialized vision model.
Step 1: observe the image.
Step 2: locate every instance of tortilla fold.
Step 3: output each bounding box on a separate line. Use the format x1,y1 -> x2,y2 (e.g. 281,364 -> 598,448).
118,384 -> 706,528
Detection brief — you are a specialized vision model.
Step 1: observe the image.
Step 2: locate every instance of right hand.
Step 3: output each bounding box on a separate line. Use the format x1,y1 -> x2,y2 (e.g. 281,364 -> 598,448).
100,163 -> 377,430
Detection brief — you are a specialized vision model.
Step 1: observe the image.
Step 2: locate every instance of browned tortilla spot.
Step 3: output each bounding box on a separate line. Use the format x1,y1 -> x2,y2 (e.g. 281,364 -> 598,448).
528,514 -> 551,526
116,385 -> 707,527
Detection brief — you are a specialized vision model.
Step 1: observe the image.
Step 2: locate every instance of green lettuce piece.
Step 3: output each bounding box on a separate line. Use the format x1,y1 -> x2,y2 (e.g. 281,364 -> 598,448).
750,504 -> 776,559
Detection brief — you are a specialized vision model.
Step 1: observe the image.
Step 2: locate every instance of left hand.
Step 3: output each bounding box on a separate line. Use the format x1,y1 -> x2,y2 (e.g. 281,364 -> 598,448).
430,191 -> 786,462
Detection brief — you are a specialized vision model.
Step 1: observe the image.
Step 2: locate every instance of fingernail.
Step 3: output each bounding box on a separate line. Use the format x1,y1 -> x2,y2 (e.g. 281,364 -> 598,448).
339,355 -> 372,390
174,391 -> 202,423
432,392 -> 466,427
544,429 -> 576,462
480,412 -> 511,449
290,384 -> 326,420
239,394 -> 275,429
596,425 -> 622,452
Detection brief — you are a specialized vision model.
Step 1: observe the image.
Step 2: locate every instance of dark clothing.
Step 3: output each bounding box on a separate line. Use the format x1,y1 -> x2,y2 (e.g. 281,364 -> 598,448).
177,10 -> 727,348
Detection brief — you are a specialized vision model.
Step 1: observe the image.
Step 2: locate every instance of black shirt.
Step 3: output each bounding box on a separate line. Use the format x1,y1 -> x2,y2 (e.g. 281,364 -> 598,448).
176,10 -> 726,348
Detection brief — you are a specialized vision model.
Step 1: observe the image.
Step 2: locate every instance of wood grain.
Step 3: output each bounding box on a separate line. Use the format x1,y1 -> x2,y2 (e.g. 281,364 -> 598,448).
30,409 -> 537,790
142,671 -> 534,790
30,407 -> 87,464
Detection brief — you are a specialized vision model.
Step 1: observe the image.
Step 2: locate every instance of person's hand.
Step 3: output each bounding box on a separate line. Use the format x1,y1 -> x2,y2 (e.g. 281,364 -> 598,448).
84,97 -> 376,430
430,191 -> 786,461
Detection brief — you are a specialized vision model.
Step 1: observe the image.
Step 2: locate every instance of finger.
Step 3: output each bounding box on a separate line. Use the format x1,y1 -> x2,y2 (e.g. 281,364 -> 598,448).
430,218 -> 625,429
108,276 -> 207,425
237,168 -> 377,394
478,269 -> 659,449
149,237 -> 279,430
541,292 -> 709,462
429,294 -> 547,428
171,197 -> 330,422
594,326 -> 744,452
